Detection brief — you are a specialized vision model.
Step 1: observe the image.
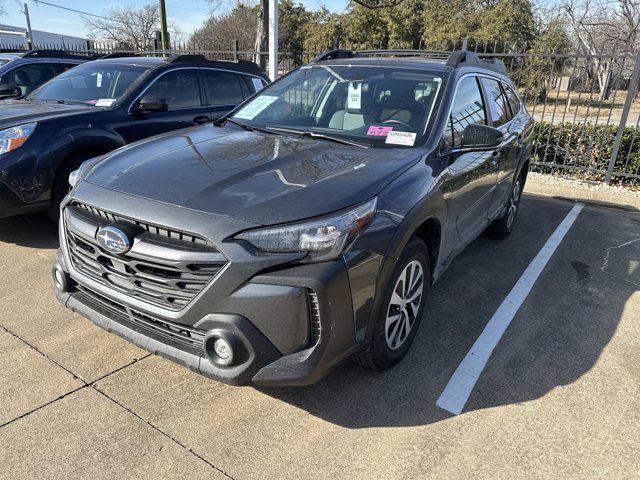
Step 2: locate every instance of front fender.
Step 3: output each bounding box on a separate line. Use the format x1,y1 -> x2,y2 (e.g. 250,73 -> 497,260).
360,189 -> 448,344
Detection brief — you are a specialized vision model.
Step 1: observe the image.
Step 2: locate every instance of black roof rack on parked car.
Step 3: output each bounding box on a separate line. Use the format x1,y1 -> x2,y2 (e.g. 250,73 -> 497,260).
21,49 -> 100,60
165,54 -> 262,73
312,49 -> 507,74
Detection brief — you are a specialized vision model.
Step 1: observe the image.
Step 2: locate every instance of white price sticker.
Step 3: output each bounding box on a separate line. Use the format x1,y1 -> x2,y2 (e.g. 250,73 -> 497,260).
235,95 -> 279,120
385,131 -> 417,146
95,98 -> 116,107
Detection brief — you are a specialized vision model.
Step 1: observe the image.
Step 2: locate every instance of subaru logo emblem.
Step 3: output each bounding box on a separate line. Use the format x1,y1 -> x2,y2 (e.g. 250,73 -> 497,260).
96,226 -> 131,255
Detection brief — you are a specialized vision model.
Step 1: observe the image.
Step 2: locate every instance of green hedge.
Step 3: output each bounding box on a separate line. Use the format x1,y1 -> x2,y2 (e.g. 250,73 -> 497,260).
532,122 -> 640,180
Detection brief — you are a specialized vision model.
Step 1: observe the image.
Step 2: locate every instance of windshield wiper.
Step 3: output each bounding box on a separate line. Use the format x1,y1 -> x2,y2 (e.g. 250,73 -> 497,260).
225,118 -> 277,135
265,126 -> 368,148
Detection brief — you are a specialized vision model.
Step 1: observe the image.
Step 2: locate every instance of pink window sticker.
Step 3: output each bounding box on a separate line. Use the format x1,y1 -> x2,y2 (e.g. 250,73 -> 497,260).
367,125 -> 394,136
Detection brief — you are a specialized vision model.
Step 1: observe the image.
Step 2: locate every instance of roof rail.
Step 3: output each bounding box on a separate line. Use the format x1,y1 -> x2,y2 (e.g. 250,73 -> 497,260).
22,49 -> 96,60
311,48 -> 507,74
445,50 -> 506,73
164,54 -> 262,73
97,52 -> 136,60
311,49 -> 355,62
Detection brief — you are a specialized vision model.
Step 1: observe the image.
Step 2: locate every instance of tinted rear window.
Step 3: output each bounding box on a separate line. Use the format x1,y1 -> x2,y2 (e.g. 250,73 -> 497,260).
481,77 -> 511,127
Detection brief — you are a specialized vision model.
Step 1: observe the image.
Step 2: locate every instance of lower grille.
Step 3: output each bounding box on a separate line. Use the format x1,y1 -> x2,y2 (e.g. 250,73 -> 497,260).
76,285 -> 206,356
308,289 -> 322,346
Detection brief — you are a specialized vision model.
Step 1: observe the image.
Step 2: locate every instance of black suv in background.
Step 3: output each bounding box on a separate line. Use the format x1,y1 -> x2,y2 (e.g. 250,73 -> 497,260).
0,54 -> 269,219
0,50 -> 92,99
54,50 -> 533,386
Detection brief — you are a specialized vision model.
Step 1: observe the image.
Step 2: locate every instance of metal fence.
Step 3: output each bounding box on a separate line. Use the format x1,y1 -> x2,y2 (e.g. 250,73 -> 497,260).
2,40 -> 640,186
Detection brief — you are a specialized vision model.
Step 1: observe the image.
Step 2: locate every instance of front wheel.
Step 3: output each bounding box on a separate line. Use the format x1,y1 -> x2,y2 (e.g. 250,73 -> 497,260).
485,172 -> 524,239
47,154 -> 96,223
357,237 -> 430,371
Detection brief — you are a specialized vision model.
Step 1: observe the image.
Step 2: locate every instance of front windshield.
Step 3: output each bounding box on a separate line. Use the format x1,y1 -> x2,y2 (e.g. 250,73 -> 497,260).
26,63 -> 150,106
0,59 -> 11,67
231,64 -> 443,148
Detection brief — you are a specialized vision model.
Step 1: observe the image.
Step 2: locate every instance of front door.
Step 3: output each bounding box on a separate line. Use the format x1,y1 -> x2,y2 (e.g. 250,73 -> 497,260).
118,68 -> 209,144
440,75 -> 499,251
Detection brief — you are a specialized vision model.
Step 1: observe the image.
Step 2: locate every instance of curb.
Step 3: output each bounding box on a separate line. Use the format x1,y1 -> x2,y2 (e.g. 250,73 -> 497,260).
524,179 -> 640,212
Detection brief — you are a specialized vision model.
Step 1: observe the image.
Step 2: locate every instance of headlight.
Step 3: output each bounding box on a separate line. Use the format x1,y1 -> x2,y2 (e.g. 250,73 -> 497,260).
0,122 -> 37,155
236,198 -> 377,262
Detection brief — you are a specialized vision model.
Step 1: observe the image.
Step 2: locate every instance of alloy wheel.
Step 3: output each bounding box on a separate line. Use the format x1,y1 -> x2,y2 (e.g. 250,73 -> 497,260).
506,177 -> 522,229
385,260 -> 425,350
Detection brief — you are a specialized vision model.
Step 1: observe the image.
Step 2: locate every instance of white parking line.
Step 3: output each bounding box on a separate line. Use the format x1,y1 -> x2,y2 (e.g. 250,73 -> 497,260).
436,202 -> 585,415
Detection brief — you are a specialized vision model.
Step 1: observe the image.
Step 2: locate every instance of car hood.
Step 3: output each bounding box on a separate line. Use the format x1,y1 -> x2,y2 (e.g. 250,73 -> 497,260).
86,125 -> 422,225
0,100 -> 94,129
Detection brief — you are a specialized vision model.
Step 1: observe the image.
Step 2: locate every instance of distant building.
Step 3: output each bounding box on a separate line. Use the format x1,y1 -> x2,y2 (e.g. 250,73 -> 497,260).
0,24 -> 87,50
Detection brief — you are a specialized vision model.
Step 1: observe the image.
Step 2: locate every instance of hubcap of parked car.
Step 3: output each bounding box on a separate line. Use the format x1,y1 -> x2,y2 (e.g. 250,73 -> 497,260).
507,178 -> 522,229
385,260 -> 424,350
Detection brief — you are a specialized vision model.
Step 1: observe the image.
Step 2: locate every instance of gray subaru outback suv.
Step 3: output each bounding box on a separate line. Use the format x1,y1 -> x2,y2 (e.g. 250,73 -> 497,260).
53,50 -> 533,386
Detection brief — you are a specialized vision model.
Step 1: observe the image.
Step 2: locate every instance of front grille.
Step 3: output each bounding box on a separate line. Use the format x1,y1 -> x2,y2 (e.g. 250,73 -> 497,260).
76,284 -> 206,355
72,201 -> 209,246
64,204 -> 227,311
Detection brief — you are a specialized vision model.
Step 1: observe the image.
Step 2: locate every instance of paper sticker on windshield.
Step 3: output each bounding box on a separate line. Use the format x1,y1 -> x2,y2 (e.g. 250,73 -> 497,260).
95,98 -> 116,107
235,95 -> 278,120
386,131 -> 417,146
367,125 -> 393,136
347,83 -> 362,110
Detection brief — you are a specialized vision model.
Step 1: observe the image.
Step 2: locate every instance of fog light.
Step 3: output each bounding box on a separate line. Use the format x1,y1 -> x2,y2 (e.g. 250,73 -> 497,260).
213,337 -> 233,365
53,267 -> 68,291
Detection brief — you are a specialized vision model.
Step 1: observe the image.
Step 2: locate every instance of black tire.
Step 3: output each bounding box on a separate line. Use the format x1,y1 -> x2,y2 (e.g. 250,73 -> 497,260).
47,154 -> 96,223
357,236 -> 430,371
485,171 -> 524,239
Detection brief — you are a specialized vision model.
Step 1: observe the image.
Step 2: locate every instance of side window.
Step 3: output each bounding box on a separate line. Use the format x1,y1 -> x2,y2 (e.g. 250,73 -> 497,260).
0,63 -> 57,94
56,63 -> 79,74
481,78 -> 511,127
202,70 -> 244,106
503,83 -> 521,117
443,76 -> 486,149
143,69 -> 201,110
250,76 -> 267,93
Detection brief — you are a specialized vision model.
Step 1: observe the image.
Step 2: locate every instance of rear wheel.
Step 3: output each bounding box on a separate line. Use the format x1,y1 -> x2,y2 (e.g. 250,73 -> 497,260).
485,171 -> 524,239
357,237 -> 429,371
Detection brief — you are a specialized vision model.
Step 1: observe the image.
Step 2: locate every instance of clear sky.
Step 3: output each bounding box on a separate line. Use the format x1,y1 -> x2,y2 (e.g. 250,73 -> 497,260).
1,0 -> 347,39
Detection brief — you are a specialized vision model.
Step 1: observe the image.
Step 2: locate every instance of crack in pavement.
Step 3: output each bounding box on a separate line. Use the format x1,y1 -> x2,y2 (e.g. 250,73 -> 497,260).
0,323 -> 235,479
600,238 -> 640,287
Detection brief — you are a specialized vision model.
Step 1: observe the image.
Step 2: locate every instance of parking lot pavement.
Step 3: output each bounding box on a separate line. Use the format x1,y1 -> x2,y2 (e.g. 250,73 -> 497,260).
1,194 -> 639,479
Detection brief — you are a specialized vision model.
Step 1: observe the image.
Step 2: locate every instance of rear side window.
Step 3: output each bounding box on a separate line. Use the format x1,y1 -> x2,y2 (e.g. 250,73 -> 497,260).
503,83 -> 521,117
250,76 -> 267,93
481,78 -> 511,127
443,76 -> 486,149
144,69 -> 201,110
203,70 -> 244,106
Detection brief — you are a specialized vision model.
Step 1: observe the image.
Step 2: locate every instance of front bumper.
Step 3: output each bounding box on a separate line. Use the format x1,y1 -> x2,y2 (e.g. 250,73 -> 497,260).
0,179 -> 48,218
54,251 -> 360,387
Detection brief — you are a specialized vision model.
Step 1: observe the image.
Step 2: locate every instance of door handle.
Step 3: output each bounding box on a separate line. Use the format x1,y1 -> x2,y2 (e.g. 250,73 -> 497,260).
193,115 -> 210,125
491,149 -> 501,165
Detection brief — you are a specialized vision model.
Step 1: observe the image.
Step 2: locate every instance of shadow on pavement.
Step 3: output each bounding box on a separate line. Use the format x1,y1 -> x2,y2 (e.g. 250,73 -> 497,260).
260,195 -> 637,428
0,213 -> 59,249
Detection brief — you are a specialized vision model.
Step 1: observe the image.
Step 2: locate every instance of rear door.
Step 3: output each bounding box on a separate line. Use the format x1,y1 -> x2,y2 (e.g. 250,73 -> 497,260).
200,68 -> 247,121
441,75 -> 499,247
121,68 -> 207,143
479,77 -> 519,216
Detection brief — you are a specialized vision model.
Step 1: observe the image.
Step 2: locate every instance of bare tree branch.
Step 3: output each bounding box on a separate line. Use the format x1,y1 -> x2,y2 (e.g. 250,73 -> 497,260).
82,3 -> 161,49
